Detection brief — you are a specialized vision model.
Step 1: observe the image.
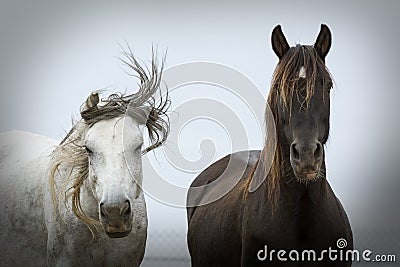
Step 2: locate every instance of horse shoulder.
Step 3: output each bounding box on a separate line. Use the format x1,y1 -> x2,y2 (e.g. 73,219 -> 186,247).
326,182 -> 353,246
187,150 -> 260,222
187,150 -> 260,266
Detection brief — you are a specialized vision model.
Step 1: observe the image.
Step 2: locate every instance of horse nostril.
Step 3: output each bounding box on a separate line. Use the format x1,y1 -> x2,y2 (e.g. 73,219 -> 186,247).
314,142 -> 323,160
291,143 -> 300,161
121,200 -> 131,217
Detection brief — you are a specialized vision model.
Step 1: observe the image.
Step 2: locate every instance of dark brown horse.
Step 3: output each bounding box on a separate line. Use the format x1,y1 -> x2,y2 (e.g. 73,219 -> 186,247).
187,25 -> 353,266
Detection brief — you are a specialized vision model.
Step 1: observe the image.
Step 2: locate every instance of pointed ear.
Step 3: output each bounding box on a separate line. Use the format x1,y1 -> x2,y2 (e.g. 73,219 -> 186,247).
314,24 -> 332,61
81,92 -> 99,113
271,25 -> 290,59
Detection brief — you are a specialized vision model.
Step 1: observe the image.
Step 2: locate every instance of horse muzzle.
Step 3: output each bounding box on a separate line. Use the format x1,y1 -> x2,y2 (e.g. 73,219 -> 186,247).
99,199 -> 133,238
290,140 -> 323,180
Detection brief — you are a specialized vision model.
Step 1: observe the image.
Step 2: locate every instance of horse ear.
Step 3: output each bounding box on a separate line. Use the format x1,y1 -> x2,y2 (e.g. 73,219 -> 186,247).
314,24 -> 332,61
81,92 -> 99,115
271,25 -> 290,59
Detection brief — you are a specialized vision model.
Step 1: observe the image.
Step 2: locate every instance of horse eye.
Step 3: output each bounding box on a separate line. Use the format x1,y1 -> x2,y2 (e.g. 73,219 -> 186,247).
135,144 -> 143,152
84,146 -> 93,155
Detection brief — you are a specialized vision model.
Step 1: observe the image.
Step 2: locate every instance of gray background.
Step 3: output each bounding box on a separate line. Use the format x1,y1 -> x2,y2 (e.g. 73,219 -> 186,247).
0,1 -> 399,266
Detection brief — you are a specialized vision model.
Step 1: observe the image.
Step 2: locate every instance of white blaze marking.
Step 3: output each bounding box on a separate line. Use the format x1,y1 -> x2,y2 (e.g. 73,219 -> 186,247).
299,66 -> 306,78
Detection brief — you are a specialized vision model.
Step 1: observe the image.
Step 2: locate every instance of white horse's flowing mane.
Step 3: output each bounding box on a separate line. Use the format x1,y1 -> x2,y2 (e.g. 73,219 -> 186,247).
49,49 -> 169,232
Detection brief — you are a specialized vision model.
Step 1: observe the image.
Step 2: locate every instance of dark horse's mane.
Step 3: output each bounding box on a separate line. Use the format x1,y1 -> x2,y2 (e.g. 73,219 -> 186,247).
244,45 -> 333,210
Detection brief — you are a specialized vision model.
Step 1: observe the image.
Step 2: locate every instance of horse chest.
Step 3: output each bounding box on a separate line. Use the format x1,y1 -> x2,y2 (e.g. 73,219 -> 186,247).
265,199 -> 343,241
242,195 -> 350,266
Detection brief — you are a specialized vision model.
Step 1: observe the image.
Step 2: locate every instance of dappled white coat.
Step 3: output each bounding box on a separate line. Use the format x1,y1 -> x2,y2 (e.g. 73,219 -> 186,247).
0,116 -> 148,266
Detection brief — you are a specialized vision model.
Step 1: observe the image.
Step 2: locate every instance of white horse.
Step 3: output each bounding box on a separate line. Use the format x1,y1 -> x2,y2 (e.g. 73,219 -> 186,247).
0,51 -> 169,266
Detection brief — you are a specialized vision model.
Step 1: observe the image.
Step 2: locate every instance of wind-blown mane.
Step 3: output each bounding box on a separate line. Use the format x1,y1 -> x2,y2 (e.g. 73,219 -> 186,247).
49,49 -> 170,232
245,45 -> 333,210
